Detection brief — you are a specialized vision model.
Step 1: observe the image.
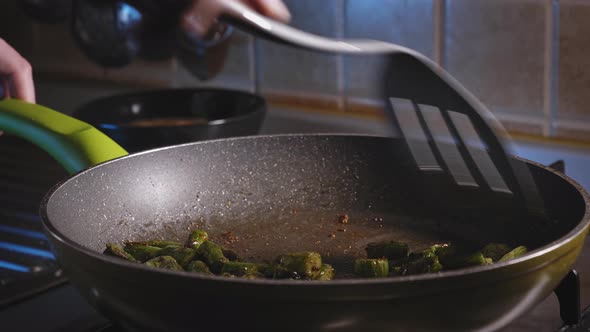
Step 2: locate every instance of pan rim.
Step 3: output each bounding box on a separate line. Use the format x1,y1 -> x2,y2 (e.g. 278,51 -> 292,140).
73,87 -> 267,129
39,133 -> 590,287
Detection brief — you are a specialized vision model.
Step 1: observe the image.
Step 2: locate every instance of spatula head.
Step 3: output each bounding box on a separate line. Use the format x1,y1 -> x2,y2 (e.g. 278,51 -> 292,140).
381,53 -> 546,220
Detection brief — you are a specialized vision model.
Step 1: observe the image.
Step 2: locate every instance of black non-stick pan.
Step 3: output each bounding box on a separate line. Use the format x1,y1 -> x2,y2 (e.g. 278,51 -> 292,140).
0,99 -> 588,332
73,88 -> 266,152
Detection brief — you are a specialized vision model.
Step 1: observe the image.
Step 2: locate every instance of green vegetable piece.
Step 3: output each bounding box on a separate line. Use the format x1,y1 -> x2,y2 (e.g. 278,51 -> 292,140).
126,240 -> 182,248
366,241 -> 409,260
242,272 -> 265,279
354,258 -> 389,278
312,264 -> 335,280
252,263 -> 270,276
187,230 -> 209,249
498,246 -> 528,262
433,244 -> 463,263
426,244 -> 449,256
186,260 -> 213,274
221,262 -> 260,276
434,243 -> 483,268
144,256 -> 184,271
124,244 -> 162,262
272,252 -> 323,279
104,243 -> 138,262
442,251 -> 491,270
404,250 -> 443,275
159,245 -> 197,267
481,243 -> 512,262
390,265 -> 404,276
197,240 -> 229,273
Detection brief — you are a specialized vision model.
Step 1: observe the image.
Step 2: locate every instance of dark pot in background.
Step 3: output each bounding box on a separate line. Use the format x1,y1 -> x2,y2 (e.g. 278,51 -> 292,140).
73,88 -> 266,152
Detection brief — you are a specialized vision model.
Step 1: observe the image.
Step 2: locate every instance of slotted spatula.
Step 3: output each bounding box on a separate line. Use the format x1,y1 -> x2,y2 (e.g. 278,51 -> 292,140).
207,0 -> 545,218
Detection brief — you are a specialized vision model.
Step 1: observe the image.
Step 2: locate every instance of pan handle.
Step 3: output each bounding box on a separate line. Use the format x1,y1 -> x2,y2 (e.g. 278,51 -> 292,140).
0,99 -> 128,174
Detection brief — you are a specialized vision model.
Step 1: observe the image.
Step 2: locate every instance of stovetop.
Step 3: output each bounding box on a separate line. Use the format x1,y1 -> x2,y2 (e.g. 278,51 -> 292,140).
2,108 -> 590,332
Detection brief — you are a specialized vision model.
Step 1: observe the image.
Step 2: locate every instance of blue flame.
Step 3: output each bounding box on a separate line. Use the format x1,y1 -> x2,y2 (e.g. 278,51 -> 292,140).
0,260 -> 29,272
0,211 -> 41,223
0,242 -> 55,259
0,225 -> 47,240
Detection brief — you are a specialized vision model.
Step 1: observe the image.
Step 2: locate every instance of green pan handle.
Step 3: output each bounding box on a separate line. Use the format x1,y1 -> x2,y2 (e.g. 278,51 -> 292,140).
0,99 -> 128,174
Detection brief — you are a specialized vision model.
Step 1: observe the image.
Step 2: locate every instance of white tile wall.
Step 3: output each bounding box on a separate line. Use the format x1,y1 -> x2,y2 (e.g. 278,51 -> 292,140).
1,0 -> 589,141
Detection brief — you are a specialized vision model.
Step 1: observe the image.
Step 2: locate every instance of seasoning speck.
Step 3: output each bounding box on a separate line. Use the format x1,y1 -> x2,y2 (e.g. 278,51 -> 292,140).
221,231 -> 239,244
338,214 -> 349,224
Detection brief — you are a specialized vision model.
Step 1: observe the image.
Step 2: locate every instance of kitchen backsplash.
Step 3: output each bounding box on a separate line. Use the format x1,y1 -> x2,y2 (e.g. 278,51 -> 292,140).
0,0 -> 589,142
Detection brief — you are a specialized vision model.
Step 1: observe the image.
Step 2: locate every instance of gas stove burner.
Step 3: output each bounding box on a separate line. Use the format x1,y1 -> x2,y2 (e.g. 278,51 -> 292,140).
0,136 -> 68,307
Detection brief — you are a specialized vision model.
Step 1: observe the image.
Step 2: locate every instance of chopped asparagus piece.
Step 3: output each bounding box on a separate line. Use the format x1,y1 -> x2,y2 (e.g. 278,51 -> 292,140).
197,240 -> 229,273
426,244 -> 448,256
390,265 -> 404,276
126,240 -> 182,248
441,251 -> 491,270
145,256 -> 184,271
159,245 -> 197,267
104,243 -> 138,262
433,243 -> 464,264
187,230 -> 209,249
354,258 -> 389,278
481,243 -> 512,262
221,262 -> 260,277
404,250 -> 443,275
186,260 -> 213,274
123,244 -> 162,262
271,252 -> 322,279
366,241 -> 409,260
312,264 -> 335,280
498,246 -> 528,262
433,244 -> 480,268
242,272 -> 265,279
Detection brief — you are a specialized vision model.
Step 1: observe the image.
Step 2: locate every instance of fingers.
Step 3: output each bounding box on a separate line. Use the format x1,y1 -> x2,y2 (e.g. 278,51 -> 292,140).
9,61 -> 35,103
0,39 -> 35,103
181,0 -> 224,38
246,0 -> 290,22
182,0 -> 291,38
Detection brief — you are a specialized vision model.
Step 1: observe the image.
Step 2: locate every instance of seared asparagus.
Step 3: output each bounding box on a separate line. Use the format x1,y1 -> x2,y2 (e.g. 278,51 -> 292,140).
104,243 -> 138,262
498,246 -> 528,262
366,241 -> 409,261
145,256 -> 184,271
197,240 -> 229,273
354,258 -> 389,278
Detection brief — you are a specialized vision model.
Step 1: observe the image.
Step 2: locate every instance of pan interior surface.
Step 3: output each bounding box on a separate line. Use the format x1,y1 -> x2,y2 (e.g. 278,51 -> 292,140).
44,135 -> 587,277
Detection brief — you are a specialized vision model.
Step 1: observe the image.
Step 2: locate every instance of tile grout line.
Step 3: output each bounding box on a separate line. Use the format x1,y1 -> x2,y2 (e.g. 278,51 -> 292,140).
544,0 -> 560,137
247,34 -> 256,94
433,0 -> 446,67
253,37 -> 261,95
335,0 -> 345,111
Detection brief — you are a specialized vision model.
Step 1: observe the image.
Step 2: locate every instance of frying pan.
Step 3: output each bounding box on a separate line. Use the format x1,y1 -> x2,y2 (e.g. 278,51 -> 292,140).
72,88 -> 266,152
0,99 -> 588,332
